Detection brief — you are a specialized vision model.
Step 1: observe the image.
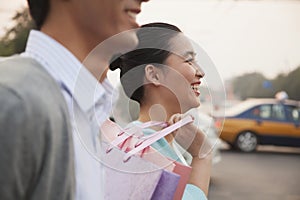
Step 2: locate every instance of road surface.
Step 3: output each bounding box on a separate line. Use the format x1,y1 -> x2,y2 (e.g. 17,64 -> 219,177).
208,146 -> 300,200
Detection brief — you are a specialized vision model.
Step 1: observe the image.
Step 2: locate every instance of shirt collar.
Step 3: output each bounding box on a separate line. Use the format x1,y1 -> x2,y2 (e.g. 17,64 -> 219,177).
23,30 -> 110,112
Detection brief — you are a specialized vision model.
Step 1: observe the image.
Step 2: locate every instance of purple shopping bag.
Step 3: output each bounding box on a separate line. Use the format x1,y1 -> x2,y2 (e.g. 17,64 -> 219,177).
151,170 -> 180,200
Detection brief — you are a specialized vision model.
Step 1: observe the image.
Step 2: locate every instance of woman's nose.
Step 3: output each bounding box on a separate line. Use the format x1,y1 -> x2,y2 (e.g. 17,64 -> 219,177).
194,64 -> 205,78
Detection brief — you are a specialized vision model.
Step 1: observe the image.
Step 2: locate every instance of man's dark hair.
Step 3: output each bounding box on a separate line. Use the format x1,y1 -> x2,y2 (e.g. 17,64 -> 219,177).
27,0 -> 49,29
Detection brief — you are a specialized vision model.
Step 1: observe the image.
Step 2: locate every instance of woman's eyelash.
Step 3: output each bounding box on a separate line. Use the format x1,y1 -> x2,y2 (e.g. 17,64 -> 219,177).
185,58 -> 194,63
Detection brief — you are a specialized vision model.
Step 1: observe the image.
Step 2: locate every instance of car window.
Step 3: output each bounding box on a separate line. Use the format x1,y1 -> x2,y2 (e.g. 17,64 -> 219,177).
286,105 -> 300,122
259,105 -> 272,119
249,106 -> 260,118
257,104 -> 286,121
272,104 -> 286,120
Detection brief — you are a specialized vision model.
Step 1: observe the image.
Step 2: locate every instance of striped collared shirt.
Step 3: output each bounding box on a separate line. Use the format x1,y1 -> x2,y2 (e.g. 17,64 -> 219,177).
22,30 -> 115,200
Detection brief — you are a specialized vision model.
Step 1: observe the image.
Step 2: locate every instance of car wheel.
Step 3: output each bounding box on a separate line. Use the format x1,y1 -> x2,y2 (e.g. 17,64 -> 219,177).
235,131 -> 258,152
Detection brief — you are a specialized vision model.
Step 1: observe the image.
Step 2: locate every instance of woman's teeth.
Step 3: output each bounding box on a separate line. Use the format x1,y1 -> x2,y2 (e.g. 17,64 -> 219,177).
191,84 -> 200,93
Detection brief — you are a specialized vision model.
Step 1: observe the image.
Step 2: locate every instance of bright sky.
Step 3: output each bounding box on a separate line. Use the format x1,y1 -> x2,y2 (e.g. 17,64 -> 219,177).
1,0 -> 300,81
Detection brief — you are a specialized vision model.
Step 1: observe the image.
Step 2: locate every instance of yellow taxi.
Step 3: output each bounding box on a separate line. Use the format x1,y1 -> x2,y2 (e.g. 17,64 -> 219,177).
215,98 -> 300,152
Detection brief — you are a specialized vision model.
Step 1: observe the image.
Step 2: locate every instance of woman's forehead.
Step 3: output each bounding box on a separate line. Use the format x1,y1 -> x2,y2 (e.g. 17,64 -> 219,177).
169,33 -> 194,57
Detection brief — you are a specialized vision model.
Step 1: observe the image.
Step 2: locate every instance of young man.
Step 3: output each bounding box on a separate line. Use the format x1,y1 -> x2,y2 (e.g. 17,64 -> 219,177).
0,0 -> 149,199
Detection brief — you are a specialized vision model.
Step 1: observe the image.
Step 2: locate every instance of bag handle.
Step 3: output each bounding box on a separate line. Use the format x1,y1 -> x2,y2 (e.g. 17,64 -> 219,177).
123,115 -> 193,161
137,121 -> 168,129
106,121 -> 168,153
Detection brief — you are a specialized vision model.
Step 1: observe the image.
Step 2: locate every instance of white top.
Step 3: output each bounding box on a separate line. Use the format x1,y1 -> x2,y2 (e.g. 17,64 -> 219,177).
22,30 -> 115,200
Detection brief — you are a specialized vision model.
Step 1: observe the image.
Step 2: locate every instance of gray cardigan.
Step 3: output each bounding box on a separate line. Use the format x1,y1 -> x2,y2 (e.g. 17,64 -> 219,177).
0,56 -> 75,200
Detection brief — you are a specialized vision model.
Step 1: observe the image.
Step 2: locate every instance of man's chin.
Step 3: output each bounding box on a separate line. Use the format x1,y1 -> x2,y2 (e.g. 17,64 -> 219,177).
106,29 -> 138,56
117,30 -> 139,54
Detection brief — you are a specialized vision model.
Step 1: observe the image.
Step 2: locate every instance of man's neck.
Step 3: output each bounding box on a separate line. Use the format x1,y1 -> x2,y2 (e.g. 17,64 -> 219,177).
41,17 -> 111,82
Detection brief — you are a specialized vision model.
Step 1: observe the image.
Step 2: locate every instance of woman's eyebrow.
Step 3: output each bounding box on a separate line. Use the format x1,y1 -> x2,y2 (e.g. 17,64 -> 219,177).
183,51 -> 196,58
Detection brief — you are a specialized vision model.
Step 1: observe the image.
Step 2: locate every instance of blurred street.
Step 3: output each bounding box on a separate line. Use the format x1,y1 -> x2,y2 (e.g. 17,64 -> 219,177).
208,145 -> 300,200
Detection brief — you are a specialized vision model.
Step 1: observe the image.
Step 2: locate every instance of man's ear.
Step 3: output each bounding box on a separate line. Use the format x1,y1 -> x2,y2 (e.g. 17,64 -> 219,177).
144,64 -> 161,86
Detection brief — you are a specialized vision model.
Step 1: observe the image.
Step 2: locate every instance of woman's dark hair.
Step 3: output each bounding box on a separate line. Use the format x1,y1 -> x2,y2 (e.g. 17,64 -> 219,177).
27,0 -> 49,29
110,22 -> 182,103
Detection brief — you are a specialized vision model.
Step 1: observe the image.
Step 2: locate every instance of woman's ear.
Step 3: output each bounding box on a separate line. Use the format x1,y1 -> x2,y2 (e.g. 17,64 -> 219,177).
144,64 -> 161,86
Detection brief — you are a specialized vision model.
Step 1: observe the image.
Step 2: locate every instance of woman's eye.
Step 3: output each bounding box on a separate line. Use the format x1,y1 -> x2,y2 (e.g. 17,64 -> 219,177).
185,58 -> 194,64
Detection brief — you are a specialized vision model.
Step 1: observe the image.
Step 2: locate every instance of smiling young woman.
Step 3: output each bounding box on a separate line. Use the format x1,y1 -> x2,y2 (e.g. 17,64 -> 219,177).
110,22 -> 212,199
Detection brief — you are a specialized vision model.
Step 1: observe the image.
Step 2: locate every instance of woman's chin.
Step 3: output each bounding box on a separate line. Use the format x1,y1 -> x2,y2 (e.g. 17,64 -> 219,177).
191,99 -> 201,109
182,101 -> 201,113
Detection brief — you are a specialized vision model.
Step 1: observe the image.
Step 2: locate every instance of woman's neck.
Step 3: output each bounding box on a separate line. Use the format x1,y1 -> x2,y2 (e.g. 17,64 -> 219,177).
138,91 -> 184,120
139,103 -> 169,122
138,103 -> 175,144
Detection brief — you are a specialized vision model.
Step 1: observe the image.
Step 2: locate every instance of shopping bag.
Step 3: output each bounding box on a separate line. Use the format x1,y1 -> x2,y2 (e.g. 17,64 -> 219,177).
124,116 -> 193,200
151,169 -> 180,200
171,159 -> 192,200
101,142 -> 180,200
100,116 -> 194,200
101,119 -> 176,171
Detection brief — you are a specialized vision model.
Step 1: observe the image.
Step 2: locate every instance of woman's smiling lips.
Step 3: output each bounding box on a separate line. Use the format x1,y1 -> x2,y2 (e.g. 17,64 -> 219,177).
191,81 -> 201,96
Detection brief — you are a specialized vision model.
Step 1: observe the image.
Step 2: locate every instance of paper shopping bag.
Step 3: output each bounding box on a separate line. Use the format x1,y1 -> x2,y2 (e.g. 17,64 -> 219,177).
101,142 -> 180,200
100,116 -> 194,200
100,119 -> 175,171
151,170 -> 180,200
136,144 -> 192,200
123,116 -> 194,200
171,159 -> 192,200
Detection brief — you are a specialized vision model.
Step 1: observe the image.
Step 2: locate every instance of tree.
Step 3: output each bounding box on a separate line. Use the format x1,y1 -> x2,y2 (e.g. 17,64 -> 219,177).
232,66 -> 300,101
232,72 -> 272,100
284,67 -> 300,100
0,8 -> 35,56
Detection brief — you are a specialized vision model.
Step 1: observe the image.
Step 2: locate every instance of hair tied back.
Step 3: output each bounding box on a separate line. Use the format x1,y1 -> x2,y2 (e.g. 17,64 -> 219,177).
109,53 -> 123,71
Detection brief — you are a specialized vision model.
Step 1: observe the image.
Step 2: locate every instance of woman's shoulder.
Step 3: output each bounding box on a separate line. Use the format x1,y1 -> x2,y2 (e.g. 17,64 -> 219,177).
127,120 -> 157,135
183,184 -> 207,200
